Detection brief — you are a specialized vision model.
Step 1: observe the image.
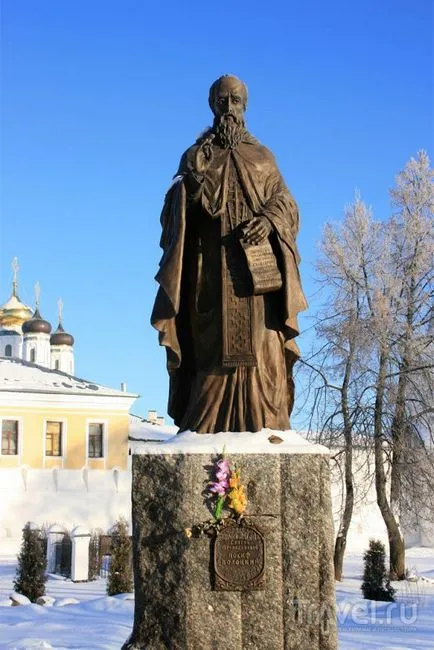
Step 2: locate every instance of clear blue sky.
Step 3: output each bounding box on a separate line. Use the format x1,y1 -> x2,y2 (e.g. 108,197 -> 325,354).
1,0 -> 433,423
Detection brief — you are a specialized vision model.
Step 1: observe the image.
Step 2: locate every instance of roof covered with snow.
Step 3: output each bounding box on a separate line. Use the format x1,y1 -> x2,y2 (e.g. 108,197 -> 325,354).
128,414 -> 177,442
0,357 -> 138,398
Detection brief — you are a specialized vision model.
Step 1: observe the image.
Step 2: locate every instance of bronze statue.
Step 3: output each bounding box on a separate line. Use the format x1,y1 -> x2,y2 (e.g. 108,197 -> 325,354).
151,75 -> 307,433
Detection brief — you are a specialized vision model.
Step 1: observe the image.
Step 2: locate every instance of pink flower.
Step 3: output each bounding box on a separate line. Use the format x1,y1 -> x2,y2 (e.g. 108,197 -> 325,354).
209,481 -> 227,496
215,469 -> 229,482
216,458 -> 230,475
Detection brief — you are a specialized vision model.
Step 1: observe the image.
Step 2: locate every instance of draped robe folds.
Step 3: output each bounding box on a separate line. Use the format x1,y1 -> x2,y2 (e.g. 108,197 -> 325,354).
151,131 -> 308,433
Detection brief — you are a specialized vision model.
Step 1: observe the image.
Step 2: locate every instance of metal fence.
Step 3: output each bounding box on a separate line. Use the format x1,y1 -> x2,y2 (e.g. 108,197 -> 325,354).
53,533 -> 72,577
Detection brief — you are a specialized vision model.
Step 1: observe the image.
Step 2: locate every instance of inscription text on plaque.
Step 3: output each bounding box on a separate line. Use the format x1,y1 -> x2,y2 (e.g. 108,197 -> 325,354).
213,520 -> 265,591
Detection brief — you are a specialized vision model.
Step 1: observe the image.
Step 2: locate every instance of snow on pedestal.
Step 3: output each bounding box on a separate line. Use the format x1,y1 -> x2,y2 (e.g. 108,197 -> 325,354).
131,428 -> 331,455
71,525 -> 90,582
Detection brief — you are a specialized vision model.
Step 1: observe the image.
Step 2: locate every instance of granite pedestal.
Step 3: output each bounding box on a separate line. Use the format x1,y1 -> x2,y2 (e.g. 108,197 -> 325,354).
123,430 -> 337,650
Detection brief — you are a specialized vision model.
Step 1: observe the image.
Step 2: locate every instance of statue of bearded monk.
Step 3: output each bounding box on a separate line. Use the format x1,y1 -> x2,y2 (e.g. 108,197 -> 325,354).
151,75 -> 308,433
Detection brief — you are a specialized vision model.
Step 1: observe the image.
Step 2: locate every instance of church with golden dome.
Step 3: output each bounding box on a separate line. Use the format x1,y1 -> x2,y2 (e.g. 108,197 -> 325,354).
0,258 -> 75,373
0,258 -> 142,552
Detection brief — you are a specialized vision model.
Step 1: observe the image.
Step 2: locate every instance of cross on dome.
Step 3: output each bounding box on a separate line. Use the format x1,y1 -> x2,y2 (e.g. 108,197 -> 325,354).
12,257 -> 19,297
34,282 -> 41,310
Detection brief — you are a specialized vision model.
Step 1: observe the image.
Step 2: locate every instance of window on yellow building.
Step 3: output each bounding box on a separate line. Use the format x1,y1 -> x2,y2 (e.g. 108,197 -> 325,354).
88,423 -> 104,458
46,421 -> 62,456
1,420 -> 18,455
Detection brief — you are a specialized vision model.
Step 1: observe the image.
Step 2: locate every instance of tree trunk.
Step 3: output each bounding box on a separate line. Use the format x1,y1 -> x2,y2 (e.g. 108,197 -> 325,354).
334,443 -> 354,580
334,536 -> 347,582
390,366 -> 407,520
374,350 -> 406,580
333,345 -> 355,581
391,271 -> 417,502
390,278 -> 415,574
389,532 -> 406,581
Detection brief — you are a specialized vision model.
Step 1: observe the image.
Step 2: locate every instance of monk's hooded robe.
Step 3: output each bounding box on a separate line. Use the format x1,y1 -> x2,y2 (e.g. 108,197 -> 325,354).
151,130 -> 308,433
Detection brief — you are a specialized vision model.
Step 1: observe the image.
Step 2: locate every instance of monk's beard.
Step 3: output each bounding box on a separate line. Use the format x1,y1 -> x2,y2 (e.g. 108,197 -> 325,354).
213,114 -> 245,149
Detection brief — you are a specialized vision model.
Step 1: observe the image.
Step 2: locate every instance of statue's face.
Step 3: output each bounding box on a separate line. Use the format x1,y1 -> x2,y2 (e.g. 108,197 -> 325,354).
213,77 -> 245,121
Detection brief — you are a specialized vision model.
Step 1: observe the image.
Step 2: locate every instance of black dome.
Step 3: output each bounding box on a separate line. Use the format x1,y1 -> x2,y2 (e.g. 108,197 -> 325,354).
50,322 -> 74,346
22,309 -> 52,335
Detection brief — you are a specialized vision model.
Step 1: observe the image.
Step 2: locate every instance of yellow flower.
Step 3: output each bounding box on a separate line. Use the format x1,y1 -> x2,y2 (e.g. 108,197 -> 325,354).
184,528 -> 192,538
229,469 -> 241,489
228,484 -> 247,515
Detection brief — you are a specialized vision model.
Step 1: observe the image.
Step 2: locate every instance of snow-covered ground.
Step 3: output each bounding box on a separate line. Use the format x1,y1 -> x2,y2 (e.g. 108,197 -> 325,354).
0,548 -> 433,649
337,548 -> 434,649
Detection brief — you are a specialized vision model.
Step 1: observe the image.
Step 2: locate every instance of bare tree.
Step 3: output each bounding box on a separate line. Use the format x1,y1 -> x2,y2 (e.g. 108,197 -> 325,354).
366,152 -> 433,578
300,195 -> 376,580
386,151 -> 434,572
302,151 -> 433,579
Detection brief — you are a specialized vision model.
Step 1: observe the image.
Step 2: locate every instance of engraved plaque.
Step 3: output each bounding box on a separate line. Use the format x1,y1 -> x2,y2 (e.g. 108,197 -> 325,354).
213,521 -> 265,591
242,239 -> 282,295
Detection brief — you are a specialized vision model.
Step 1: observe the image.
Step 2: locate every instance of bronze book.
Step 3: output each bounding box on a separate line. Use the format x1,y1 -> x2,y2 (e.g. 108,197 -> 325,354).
241,238 -> 283,295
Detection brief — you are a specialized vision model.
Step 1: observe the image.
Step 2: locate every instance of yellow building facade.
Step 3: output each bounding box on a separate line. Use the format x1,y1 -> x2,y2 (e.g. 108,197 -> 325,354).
0,385 -> 134,471
0,262 -> 137,472
0,263 -> 138,551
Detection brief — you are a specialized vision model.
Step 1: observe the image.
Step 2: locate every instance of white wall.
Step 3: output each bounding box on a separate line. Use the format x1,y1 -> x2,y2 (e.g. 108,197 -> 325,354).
23,333 -> 51,368
329,447 -> 389,551
50,345 -> 74,374
0,333 -> 23,359
1,449 -> 432,556
329,446 -> 434,551
0,467 -> 131,554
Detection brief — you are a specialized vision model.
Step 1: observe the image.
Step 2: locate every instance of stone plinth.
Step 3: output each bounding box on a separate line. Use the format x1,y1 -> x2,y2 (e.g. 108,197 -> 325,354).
123,430 -> 337,650
71,525 -> 90,582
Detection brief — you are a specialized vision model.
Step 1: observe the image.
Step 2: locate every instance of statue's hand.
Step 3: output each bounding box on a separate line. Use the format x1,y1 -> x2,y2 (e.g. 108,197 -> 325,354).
193,135 -> 215,176
242,216 -> 273,245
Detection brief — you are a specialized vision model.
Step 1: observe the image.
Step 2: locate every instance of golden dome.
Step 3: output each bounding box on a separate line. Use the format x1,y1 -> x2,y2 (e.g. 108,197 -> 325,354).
0,293 -> 33,329
0,258 -> 33,330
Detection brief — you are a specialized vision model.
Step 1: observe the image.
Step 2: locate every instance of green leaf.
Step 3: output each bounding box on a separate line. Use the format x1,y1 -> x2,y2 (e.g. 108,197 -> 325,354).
214,495 -> 226,520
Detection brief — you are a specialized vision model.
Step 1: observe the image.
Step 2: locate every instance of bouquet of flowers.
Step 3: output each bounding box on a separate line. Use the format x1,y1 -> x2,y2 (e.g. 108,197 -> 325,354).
209,456 -> 247,519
